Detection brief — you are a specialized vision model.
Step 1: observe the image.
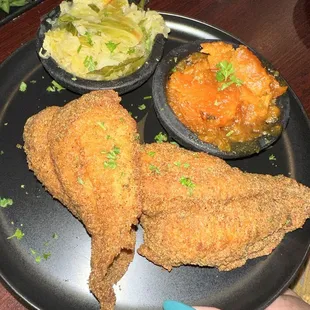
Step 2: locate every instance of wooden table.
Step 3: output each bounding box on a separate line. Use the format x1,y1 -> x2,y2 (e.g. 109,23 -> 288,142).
0,0 -> 309,309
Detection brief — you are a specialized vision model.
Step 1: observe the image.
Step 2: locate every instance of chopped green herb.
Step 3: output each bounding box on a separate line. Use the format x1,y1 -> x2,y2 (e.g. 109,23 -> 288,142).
154,132 -> 168,143
216,61 -> 243,91
19,81 -> 27,92
84,55 -> 98,72
106,135 -> 112,140
174,161 -> 181,167
226,130 -> 234,137
47,80 -> 65,92
30,80 -> 37,84
97,121 -> 106,130
127,47 -> 135,55
21,184 -> 25,189
183,163 -> 190,168
0,197 -> 13,208
30,248 -> 37,255
77,45 -> 82,53
16,143 -> 23,149
174,57 -> 178,63
7,228 -> 24,240
71,77 -> 77,81
35,256 -> 42,263
138,104 -> 146,110
148,151 -> 156,157
52,233 -> 59,239
43,252 -> 51,260
105,41 -> 120,53
104,146 -> 120,169
143,95 -> 152,100
135,134 -> 140,141
171,67 -> 177,73
78,177 -> 84,185
149,164 -> 160,174
128,111 -> 133,116
179,176 -> 195,195
214,100 -> 221,106
269,154 -> 277,161
85,31 -> 93,46
170,141 -> 179,146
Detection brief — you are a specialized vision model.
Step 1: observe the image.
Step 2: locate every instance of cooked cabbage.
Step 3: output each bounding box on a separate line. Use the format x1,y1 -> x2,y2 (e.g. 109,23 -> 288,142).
42,0 -> 170,80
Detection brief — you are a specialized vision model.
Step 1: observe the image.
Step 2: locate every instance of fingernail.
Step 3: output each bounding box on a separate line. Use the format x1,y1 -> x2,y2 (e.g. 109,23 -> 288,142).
163,300 -> 194,310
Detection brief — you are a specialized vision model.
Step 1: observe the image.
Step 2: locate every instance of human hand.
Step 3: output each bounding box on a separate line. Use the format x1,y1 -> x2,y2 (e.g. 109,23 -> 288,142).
163,289 -> 310,310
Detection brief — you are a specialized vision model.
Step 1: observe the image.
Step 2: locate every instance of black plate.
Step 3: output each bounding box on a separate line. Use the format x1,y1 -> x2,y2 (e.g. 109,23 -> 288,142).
152,39 -> 290,159
0,13 -> 310,310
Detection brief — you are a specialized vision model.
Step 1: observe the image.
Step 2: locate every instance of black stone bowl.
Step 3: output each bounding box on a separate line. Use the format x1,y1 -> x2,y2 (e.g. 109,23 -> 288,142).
152,40 -> 290,159
36,5 -> 165,95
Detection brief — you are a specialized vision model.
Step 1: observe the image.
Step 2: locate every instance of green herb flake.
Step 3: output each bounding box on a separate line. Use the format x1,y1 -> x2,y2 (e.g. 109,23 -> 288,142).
154,132 -> 168,143
35,256 -> 42,263
71,77 -> 77,81
46,86 -> 56,92
77,45 -> 82,53
105,41 -> 120,53
226,130 -> 234,137
143,95 -> 152,100
104,146 -> 120,169
84,55 -> 98,72
30,80 -> 37,84
19,81 -> 27,92
85,31 -> 93,46
179,176 -> 195,195
88,3 -> 100,12
52,233 -> 59,239
148,151 -> 156,157
7,228 -> 24,240
269,154 -> 277,161
21,184 -> 25,189
106,135 -> 112,140
174,161 -> 181,167
30,248 -> 37,255
78,177 -> 84,185
171,67 -> 177,73
52,80 -> 65,92
170,141 -> 179,147
43,252 -> 51,260
0,197 -> 13,208
138,104 -> 146,110
216,61 -> 243,91
97,121 -> 106,130
149,164 -> 160,174
183,163 -> 190,168
127,47 -> 135,55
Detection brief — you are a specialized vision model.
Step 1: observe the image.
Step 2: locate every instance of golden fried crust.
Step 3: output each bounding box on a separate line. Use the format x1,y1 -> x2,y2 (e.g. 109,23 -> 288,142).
23,106 -> 74,212
138,143 -> 310,271
23,90 -> 141,310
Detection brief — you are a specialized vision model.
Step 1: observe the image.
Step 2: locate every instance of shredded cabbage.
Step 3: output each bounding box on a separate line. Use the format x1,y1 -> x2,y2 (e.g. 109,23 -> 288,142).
42,0 -> 170,80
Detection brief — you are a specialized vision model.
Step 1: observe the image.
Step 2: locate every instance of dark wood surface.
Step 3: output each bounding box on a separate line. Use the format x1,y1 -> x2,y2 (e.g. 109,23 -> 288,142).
0,0 -> 309,309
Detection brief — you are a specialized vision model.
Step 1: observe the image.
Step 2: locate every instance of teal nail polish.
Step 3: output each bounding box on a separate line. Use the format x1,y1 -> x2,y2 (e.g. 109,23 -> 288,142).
163,300 -> 194,310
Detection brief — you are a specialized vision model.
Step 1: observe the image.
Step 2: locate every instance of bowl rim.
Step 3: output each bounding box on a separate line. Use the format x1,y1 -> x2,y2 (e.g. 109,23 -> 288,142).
36,5 -> 165,95
152,39 -> 290,159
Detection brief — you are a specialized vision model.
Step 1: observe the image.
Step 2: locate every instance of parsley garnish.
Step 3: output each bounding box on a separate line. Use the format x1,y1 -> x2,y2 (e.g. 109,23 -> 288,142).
149,164 -> 160,174
154,132 -> 168,143
127,47 -> 135,55
143,95 -> 152,100
46,80 -> 65,92
174,161 -> 181,167
216,61 -> 243,91
226,130 -> 234,137
148,151 -> 156,157
19,81 -> 27,92
88,3 -> 100,12
103,146 -> 120,169
0,197 -> 13,208
105,41 -> 120,53
7,228 -> 24,240
77,45 -> 82,53
84,56 -> 98,72
77,177 -> 84,185
84,32 -> 93,46
179,176 -> 195,195
97,121 -> 106,130
269,154 -> 276,161
52,233 -> 59,239
138,104 -> 146,110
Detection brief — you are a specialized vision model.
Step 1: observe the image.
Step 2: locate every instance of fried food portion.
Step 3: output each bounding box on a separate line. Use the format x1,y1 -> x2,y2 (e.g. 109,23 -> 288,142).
23,90 -> 141,310
138,143 -> 310,271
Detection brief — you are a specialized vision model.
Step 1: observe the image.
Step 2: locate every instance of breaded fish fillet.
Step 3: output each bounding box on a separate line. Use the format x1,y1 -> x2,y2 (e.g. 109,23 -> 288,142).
23,90 -> 141,310
138,143 -> 310,271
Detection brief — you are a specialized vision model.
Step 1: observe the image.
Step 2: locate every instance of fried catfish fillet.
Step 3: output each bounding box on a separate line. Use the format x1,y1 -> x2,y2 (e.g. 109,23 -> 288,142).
138,143 -> 310,271
24,90 -> 141,310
